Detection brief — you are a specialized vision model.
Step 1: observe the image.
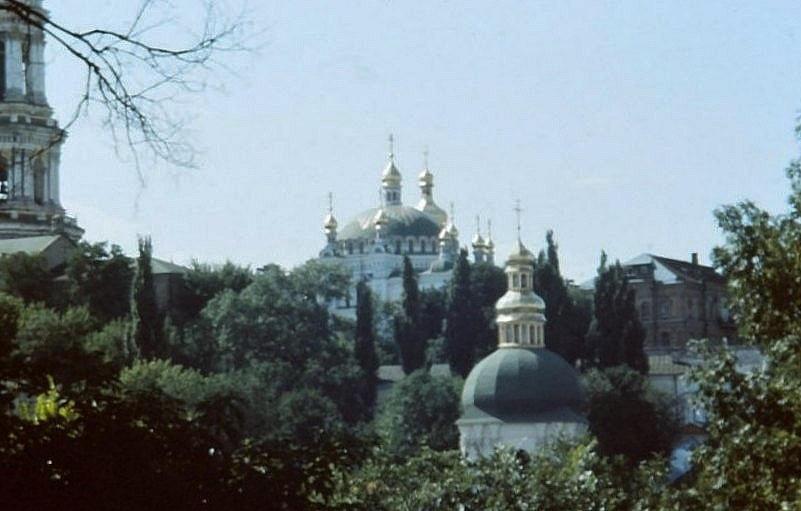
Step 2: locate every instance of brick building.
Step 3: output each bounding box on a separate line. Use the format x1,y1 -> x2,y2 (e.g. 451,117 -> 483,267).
621,253 -> 736,350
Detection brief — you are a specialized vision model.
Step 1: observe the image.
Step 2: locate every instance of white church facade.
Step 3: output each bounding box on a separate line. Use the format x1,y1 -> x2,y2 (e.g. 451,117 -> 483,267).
318,137 -> 494,316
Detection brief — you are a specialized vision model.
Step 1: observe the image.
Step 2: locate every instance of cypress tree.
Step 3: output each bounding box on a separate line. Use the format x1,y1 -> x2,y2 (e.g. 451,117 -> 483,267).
131,236 -> 162,359
355,280 -> 379,413
585,252 -> 648,373
444,249 -> 475,378
533,230 -> 588,365
396,256 -> 425,374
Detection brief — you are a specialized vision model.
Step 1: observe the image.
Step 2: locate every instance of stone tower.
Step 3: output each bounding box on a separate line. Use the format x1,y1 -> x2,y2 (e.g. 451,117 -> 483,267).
0,0 -> 83,241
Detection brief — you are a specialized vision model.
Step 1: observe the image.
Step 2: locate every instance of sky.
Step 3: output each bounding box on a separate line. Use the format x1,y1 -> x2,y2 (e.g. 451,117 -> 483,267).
42,0 -> 801,282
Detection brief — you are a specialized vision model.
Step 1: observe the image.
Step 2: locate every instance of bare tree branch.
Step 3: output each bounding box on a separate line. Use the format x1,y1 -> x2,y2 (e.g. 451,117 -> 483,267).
0,0 -> 251,175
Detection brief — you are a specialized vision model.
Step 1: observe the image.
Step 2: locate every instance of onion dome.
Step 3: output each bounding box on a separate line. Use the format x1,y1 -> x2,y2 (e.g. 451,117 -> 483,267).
323,212 -> 338,231
418,167 -> 434,186
460,347 -> 584,422
339,205 -> 441,241
382,158 -> 402,186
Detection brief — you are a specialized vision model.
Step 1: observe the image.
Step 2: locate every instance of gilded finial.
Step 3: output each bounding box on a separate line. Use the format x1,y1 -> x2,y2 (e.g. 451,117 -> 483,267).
514,199 -> 523,240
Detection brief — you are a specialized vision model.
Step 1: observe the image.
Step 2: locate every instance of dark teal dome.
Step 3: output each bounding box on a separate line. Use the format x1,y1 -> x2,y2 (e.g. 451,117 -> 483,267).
339,205 -> 441,241
461,347 -> 584,422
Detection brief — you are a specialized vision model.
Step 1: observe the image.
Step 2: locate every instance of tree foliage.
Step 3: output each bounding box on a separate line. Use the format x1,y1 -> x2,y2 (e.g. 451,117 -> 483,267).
444,249 -> 478,378
130,236 -> 162,359
0,251 -> 53,304
354,280 -> 379,415
585,252 -> 648,373
376,370 -> 461,459
396,256 -> 426,374
585,366 -> 678,464
533,230 -> 589,364
66,241 -> 134,322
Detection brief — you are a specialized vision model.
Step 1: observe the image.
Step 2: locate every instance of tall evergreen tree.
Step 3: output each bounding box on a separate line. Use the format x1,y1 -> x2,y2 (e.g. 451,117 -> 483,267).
470,262 -> 506,359
585,252 -> 648,373
396,257 -> 425,374
130,236 -> 162,359
354,280 -> 379,413
533,230 -> 588,365
444,249 -> 476,378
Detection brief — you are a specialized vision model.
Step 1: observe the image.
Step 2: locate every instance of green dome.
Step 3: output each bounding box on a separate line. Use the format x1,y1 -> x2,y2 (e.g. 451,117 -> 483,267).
461,347 -> 584,422
339,205 -> 441,241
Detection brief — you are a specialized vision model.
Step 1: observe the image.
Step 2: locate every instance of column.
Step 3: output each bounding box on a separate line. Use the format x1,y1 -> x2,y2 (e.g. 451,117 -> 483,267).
5,37 -> 24,101
26,40 -> 46,104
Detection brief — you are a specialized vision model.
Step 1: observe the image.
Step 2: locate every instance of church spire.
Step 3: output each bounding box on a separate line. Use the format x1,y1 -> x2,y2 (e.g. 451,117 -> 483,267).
416,146 -> 447,226
381,134 -> 402,206
496,201 -> 545,348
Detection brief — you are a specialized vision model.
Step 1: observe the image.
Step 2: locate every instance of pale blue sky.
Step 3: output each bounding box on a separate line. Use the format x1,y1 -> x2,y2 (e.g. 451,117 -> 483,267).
46,1 -> 801,281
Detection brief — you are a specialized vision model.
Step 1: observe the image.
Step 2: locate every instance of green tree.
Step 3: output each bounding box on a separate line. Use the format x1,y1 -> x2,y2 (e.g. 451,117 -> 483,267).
444,249 -> 477,377
355,280 -> 379,414
66,241 -> 134,322
376,370 -> 461,458
585,253 -> 648,373
666,162 -> 801,509
0,252 -> 53,304
470,262 -> 507,359
130,236 -> 162,359
584,366 -> 678,464
534,231 -> 588,365
396,256 -> 426,374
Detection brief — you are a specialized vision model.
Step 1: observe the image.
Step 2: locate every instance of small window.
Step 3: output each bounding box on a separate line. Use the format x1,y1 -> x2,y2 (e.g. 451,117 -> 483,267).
514,324 -> 520,343
520,273 -> 528,289
408,240 -> 414,253
505,325 -> 512,343
512,274 -> 519,288
640,301 -> 651,320
529,325 -> 535,344
395,240 -> 402,254
359,241 -> 364,254
420,239 -> 427,253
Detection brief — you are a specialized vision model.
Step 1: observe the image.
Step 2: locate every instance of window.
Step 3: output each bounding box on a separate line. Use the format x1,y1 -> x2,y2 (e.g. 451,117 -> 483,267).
420,239 -> 427,253
512,273 -> 519,288
520,273 -> 528,289
514,324 -> 520,343
395,240 -> 402,254
33,158 -> 44,205
660,300 -> 672,319
505,325 -> 512,344
359,241 -> 364,254
529,325 -> 535,344
0,41 -> 5,100
408,240 -> 414,253
640,301 -> 651,321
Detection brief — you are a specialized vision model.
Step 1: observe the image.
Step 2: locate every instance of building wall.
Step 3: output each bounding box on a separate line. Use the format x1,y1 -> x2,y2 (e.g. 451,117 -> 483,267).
627,265 -> 736,350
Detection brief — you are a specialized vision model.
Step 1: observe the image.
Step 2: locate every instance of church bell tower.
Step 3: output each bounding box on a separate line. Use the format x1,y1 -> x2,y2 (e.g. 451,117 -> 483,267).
0,0 -> 83,241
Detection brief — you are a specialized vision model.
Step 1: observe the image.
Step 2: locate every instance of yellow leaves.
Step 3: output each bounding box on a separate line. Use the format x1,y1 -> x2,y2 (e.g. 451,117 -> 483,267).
16,375 -> 78,424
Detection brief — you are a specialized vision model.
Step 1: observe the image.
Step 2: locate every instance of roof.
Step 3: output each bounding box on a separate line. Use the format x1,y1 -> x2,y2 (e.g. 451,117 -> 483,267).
0,235 -> 64,255
648,354 -> 689,376
150,258 -> 188,275
339,205 -> 442,241
461,347 -> 585,423
581,253 -> 725,289
377,363 -> 451,383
